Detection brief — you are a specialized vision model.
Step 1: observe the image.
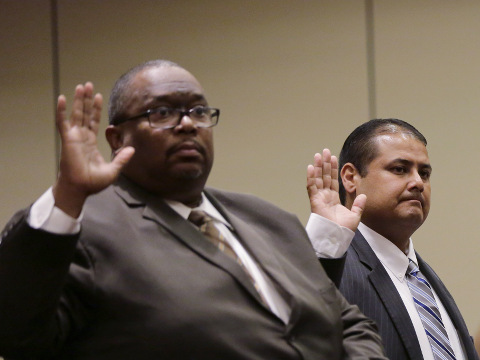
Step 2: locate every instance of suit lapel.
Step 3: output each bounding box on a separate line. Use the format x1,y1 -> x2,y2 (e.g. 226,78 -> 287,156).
113,178 -> 268,308
204,190 -> 299,305
417,254 -> 479,360
353,232 -> 424,360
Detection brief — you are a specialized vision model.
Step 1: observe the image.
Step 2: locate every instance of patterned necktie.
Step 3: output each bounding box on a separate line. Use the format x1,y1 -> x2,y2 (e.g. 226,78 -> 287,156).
406,259 -> 456,360
188,210 -> 267,304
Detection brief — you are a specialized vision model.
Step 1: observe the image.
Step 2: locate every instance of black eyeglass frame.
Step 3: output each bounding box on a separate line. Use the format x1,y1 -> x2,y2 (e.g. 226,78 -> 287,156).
112,106 -> 220,129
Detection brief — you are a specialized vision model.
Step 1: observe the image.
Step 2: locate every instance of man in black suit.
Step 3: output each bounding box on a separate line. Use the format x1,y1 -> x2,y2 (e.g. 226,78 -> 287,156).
0,60 -> 386,359
306,119 -> 478,360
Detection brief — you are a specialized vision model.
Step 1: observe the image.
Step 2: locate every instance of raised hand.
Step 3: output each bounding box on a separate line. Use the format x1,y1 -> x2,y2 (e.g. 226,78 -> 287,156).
306,149 -> 366,232
52,82 -> 134,217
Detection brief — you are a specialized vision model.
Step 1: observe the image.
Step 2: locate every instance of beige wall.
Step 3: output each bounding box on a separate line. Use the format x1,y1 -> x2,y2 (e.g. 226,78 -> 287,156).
0,0 -> 56,220
1,0 -> 479,335
373,0 -> 480,336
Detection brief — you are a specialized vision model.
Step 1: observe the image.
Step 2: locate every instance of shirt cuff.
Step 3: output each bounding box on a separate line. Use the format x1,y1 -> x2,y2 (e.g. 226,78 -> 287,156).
305,213 -> 354,258
28,187 -> 82,235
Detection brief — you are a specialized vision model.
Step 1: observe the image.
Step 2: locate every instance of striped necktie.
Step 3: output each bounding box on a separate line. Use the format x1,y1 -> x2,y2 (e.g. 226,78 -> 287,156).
188,210 -> 267,305
406,259 -> 456,360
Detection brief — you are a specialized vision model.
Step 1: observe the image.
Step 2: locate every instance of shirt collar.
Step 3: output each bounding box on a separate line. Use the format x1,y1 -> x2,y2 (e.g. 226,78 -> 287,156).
165,193 -> 232,229
358,222 -> 417,282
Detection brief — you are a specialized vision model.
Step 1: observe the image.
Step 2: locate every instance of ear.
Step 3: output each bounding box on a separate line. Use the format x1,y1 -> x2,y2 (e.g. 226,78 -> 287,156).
341,163 -> 360,199
105,125 -> 124,154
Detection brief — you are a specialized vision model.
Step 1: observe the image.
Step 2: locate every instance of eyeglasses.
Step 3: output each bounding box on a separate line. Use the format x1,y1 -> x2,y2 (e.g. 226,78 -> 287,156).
113,105 -> 220,129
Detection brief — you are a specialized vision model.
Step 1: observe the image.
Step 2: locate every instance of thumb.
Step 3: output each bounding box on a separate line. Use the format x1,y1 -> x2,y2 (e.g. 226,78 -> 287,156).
350,193 -> 367,218
111,146 -> 135,173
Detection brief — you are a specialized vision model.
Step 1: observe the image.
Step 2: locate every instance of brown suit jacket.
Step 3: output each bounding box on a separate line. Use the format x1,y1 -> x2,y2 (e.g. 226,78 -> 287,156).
0,176 -> 386,359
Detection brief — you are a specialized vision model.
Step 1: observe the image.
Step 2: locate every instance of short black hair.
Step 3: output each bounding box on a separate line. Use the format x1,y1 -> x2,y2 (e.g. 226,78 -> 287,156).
338,118 -> 427,205
108,59 -> 182,125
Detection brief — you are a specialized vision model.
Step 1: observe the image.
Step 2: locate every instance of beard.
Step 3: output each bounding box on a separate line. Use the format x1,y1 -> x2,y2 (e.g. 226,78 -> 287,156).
173,167 -> 204,180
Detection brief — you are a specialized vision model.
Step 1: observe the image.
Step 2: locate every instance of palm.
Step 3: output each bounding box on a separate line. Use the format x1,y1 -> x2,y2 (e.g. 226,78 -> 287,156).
53,82 -> 134,217
59,109 -> 118,194
307,150 -> 365,231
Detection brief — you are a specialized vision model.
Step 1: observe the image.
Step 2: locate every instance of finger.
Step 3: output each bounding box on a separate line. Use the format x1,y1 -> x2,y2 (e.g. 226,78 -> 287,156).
313,152 -> 325,190
306,163 -> 321,212
306,164 -> 316,194
307,153 -> 324,196
350,193 -> 367,217
71,84 -> 86,127
311,152 -> 323,188
322,148 -> 332,189
331,155 -> 339,192
56,94 -> 70,142
90,93 -> 103,135
55,95 -> 67,127
82,82 -> 94,128
306,164 -> 314,186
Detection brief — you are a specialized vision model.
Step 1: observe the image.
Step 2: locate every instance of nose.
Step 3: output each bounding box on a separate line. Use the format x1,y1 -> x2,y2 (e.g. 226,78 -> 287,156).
173,113 -> 196,133
409,171 -> 424,192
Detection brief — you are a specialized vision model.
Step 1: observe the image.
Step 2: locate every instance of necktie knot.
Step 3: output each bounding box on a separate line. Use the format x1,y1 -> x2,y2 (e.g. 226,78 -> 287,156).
188,210 -> 212,228
188,210 -> 223,249
407,259 -> 419,277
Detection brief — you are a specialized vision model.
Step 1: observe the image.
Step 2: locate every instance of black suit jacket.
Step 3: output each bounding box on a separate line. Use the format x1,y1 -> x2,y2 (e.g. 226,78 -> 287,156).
339,230 -> 479,360
0,177 -> 386,360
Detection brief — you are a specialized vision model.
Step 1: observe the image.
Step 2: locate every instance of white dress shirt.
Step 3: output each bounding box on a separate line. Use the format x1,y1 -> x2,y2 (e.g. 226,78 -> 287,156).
29,188 -> 82,234
305,213 -> 355,258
